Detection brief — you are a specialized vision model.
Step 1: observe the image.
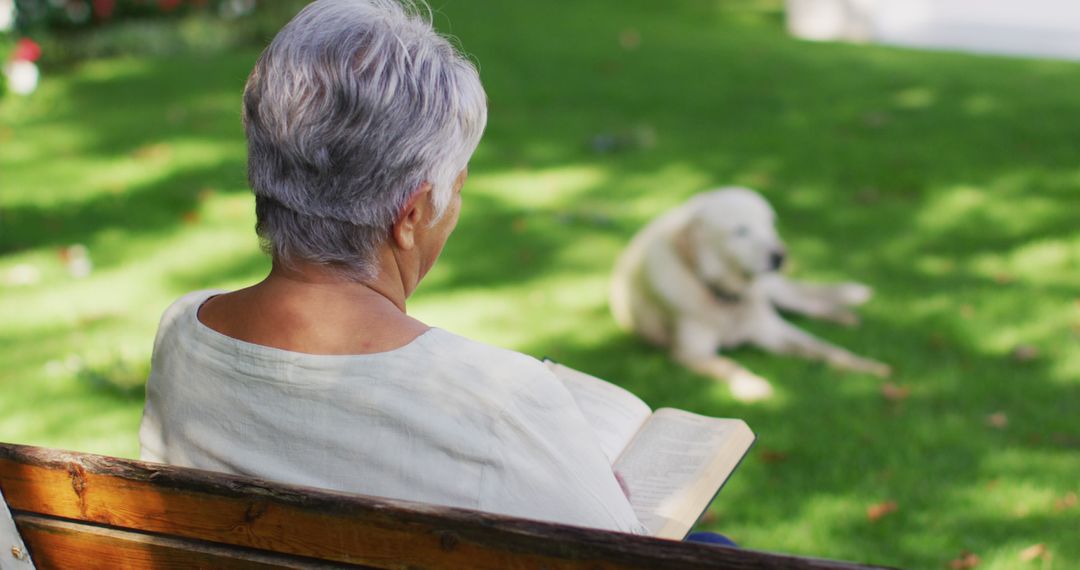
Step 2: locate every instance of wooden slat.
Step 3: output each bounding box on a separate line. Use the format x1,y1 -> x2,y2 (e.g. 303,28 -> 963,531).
1,488 -> 35,570
0,443 -> 894,570
13,513 -> 359,570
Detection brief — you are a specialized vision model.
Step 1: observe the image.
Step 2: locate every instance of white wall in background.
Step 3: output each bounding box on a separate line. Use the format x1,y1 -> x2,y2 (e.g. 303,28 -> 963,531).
0,0 -> 15,32
787,0 -> 1080,60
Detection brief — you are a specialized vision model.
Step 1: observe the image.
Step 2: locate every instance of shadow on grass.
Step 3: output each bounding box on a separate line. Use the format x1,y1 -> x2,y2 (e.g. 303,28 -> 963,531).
1,51 -> 256,258
3,1 -> 1078,567
0,159 -> 245,257
517,303 -> 1077,567
424,190 -> 620,293
33,52 -> 253,157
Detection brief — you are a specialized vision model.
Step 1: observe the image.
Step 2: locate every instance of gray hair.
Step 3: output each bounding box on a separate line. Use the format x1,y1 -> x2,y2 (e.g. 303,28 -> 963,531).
243,0 -> 487,280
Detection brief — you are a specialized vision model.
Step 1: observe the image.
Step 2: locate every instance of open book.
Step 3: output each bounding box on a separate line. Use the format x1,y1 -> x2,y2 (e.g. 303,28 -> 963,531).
544,360 -> 755,539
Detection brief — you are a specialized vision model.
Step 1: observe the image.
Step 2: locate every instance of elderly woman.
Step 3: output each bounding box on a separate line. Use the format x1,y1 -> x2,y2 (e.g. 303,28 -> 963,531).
139,0 -> 646,535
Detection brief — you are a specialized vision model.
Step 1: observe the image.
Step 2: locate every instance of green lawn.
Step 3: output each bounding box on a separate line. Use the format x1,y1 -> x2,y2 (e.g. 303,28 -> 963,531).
2,1 -> 1078,568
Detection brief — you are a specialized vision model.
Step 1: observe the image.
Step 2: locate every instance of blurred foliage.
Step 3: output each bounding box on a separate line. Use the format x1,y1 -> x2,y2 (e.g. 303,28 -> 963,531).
13,0 -> 309,64
15,0 -> 244,32
0,40 -> 8,98
1,2 -> 11,97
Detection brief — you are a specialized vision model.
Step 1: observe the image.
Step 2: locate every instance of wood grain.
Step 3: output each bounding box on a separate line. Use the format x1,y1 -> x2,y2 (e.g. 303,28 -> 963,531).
13,513 -> 358,569
0,443 -> 894,570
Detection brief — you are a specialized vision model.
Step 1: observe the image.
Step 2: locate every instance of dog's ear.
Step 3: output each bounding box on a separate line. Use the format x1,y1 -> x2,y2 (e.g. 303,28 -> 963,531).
681,215 -> 751,295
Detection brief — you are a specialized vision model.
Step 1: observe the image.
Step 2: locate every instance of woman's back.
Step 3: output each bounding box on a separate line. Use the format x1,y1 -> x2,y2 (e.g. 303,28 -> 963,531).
140,290 -> 646,534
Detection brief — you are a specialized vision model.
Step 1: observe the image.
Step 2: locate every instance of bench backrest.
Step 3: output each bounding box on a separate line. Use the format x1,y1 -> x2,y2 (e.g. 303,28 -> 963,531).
0,443 -> 890,569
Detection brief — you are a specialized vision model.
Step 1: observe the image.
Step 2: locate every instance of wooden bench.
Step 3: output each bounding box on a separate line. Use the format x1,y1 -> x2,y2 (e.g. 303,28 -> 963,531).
0,443 -> 892,569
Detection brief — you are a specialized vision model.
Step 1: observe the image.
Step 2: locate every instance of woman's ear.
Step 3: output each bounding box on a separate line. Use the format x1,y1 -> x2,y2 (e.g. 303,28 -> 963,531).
392,183 -> 434,251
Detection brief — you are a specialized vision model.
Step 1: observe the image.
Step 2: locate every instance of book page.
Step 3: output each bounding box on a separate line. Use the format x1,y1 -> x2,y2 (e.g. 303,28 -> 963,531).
543,360 -> 653,463
613,409 -> 754,539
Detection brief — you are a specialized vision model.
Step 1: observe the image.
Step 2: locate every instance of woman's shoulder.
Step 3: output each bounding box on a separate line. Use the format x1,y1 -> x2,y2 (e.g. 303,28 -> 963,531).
154,290 -> 225,342
418,329 -> 555,384
419,328 -> 544,371
171,289 -> 224,309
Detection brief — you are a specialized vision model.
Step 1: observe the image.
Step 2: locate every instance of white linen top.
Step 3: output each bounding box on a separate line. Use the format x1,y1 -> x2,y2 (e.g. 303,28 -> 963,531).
139,290 -> 646,534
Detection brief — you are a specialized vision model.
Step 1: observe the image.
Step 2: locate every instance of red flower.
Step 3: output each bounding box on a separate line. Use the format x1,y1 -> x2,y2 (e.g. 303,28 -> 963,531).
13,39 -> 42,63
158,0 -> 183,12
93,0 -> 117,20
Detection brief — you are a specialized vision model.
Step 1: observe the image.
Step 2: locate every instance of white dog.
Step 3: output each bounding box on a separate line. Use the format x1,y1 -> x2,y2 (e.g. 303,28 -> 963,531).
610,187 -> 891,401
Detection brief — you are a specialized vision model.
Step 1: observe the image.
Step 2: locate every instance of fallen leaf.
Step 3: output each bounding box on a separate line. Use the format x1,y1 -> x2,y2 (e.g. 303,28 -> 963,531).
1011,345 -> 1039,362
182,211 -> 200,225
862,111 -> 891,128
58,244 -> 92,278
881,382 -> 910,402
1019,543 -> 1048,562
1054,492 -> 1078,511
986,412 -> 1008,429
758,449 -> 789,464
77,311 -> 116,327
856,187 -> 880,205
197,187 -> 217,202
949,551 -> 980,569
866,501 -> 897,522
132,142 -> 172,161
593,59 -> 621,76
619,28 -> 641,50
1050,433 -> 1080,448
993,272 -> 1015,285
960,304 -> 975,318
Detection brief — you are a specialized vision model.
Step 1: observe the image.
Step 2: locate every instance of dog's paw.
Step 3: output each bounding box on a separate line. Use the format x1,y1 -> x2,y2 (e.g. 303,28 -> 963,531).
728,370 -> 775,402
827,351 -> 892,377
826,309 -> 860,327
836,282 -> 873,306
849,357 -> 892,378
866,361 -> 892,378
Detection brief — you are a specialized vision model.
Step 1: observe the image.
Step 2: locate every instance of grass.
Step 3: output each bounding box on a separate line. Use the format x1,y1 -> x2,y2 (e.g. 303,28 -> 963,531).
2,1 -> 1078,567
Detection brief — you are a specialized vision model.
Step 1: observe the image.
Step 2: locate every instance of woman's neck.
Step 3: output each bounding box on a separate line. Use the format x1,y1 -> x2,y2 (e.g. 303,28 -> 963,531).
265,260 -> 407,313
196,259 -> 430,355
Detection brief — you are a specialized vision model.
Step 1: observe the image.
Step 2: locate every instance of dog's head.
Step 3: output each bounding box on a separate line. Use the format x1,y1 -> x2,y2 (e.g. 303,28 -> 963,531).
683,187 -> 786,288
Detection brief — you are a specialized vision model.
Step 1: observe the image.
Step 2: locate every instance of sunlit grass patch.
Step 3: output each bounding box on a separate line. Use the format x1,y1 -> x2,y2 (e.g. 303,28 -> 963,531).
2,1 -> 1079,567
